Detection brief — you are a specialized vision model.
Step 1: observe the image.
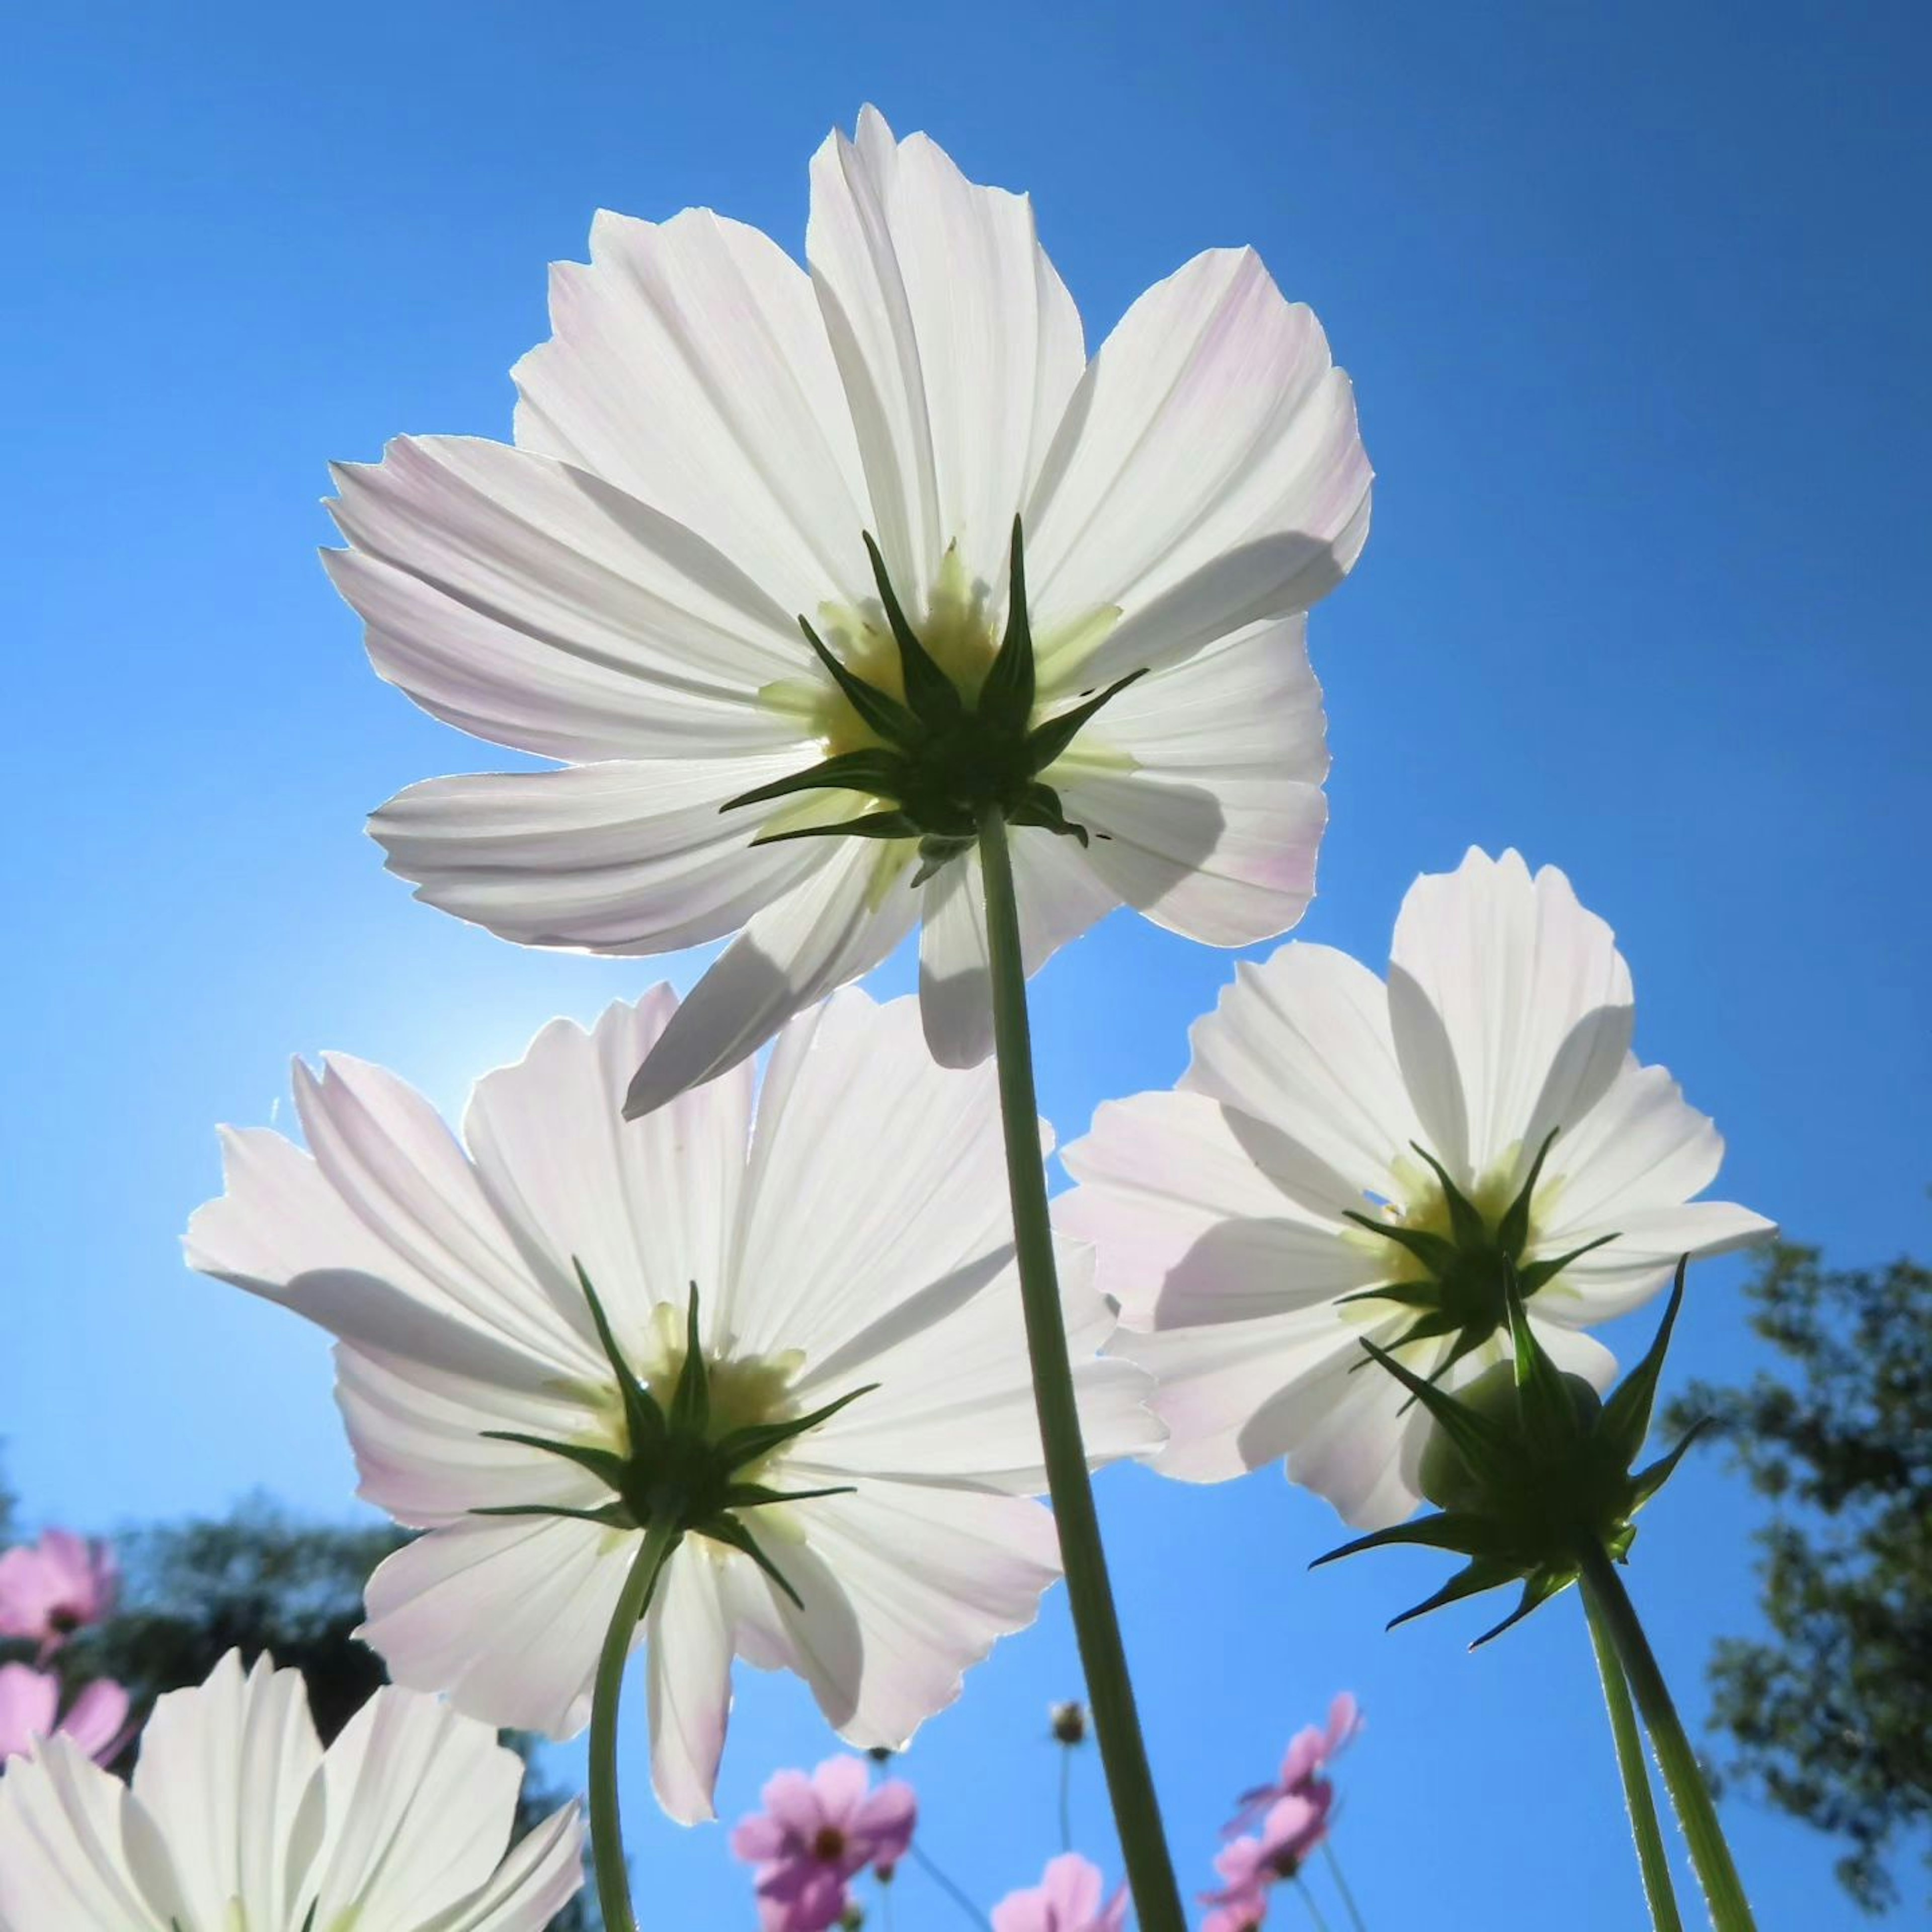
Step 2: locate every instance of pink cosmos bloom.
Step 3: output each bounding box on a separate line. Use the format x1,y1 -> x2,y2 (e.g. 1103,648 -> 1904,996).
0,1531 -> 119,1655
1203,1791 -> 1332,1930
1228,1692 -> 1361,1832
0,1663 -> 129,1765
732,1756 -> 918,1932
992,1852 -> 1128,1932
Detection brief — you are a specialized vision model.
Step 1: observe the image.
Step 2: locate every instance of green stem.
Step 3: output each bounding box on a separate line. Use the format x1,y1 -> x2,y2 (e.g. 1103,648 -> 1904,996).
1584,1584 -> 1685,1932
589,1517 -> 683,1932
1058,1741 -> 1073,1854
1576,1540 -> 1757,1932
1320,1840 -> 1370,1932
908,1841 -> 990,1930
976,812 -> 1186,1932
1295,1876 -> 1335,1932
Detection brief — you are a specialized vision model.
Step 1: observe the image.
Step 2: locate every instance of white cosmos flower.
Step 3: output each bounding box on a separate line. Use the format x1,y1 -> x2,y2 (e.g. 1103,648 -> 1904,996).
0,1649 -> 582,1932
1056,847 -> 1775,1531
185,987 -> 1157,1824
325,106 -> 1371,1116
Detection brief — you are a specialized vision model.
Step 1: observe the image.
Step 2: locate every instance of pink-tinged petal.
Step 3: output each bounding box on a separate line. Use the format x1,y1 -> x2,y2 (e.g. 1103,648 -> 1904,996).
1026,248 -> 1370,685
369,753 -> 827,957
328,434 -> 811,757
623,839 -> 919,1117
0,1533 -> 119,1649
758,1766 -> 832,1843
993,1852 -> 1111,1932
56,1680 -> 130,1766
513,206 -> 872,622
851,1777 -> 917,1870
1325,1692 -> 1361,1756
731,1812 -> 791,1865
806,106 -> 1085,602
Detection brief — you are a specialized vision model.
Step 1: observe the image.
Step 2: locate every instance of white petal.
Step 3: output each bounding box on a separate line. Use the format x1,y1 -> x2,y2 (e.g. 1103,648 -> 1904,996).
513,206 -> 871,619
131,1651 -> 322,1932
1180,942 -> 1420,1203
330,435 -> 811,757
917,837 -> 1119,1068
646,1548 -> 736,1825
729,990 -> 1010,1364
1059,617 -> 1328,946
360,1518 -> 637,1740
1388,848 -> 1634,1182
807,107 -> 1085,597
1026,249 -> 1371,684
1057,1089 -> 1378,1328
0,1739 -> 167,1932
369,752 -> 827,955
792,1241 -> 1162,1492
623,844 -> 920,1116
419,1802 -> 585,1932
1537,1201 -> 1778,1323
779,1484 -> 1061,1748
462,990 -> 753,1344
306,1688 -> 522,1929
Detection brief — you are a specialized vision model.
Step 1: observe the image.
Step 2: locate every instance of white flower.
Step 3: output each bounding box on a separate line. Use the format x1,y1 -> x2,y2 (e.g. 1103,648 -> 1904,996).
1057,847 -> 1774,1531
185,987 -> 1157,1823
326,106 -> 1371,1115
0,1649 -> 582,1932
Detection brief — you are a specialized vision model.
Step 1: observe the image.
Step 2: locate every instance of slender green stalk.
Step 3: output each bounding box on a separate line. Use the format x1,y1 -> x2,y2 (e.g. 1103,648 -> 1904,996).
589,1517 -> 683,1932
1576,1540 -> 1757,1932
977,812 -> 1187,1932
1058,1742 -> 1074,1853
909,1841 -> 990,1930
1320,1840 -> 1370,1932
1584,1586 -> 1685,1932
1295,1876 -> 1335,1932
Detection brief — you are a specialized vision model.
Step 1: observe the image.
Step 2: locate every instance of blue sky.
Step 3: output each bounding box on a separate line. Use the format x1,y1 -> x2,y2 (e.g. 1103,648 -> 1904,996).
5,1 -> 1928,1924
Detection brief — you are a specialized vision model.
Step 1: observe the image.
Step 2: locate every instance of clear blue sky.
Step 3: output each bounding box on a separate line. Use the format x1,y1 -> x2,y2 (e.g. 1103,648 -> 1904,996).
5,3 -> 1927,1924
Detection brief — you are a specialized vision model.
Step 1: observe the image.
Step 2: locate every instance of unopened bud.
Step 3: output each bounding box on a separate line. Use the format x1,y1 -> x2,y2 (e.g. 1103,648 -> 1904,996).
1049,1700 -> 1088,1746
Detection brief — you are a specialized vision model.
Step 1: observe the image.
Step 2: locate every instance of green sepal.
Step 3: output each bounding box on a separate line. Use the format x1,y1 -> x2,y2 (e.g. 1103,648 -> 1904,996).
863,532 -> 963,728
910,833 -> 975,887
479,1429 -> 632,1491
1311,1510 -> 1518,1568
1598,1256 -> 1687,1468
1494,1128 -> 1559,1259
696,1513 -> 804,1610
1515,1231 -> 1620,1296
711,1383 -> 879,1472
750,809 -> 925,848
470,1501 -> 635,1529
1387,1556 -> 1521,1630
978,518 -> 1037,735
1005,780 -> 1090,846
1632,1416 -> 1709,1508
668,1281 -> 710,1438
1469,1571 -> 1571,1649
1335,1277 -> 1445,1314
576,1259 -> 667,1457
1500,1258 -> 1579,1456
721,748 -> 915,814
797,615 -> 922,747
723,1480 -> 858,1511
1341,1211 -> 1461,1278
1406,1143 -> 1491,1253
1355,1337 -> 1516,1474
1024,668 -> 1149,772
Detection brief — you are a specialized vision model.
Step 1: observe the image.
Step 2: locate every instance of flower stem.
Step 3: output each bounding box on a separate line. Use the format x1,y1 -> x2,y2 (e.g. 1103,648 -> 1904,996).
1058,1741 -> 1073,1854
589,1517 -> 682,1932
1575,1540 -> 1756,1932
909,1841 -> 990,1930
1295,1876 -> 1335,1932
1583,1584 -> 1685,1932
1320,1840 -> 1370,1932
977,811 -> 1186,1932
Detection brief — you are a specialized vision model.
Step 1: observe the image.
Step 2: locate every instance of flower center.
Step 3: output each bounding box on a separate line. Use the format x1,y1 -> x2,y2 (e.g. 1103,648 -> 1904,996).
812,1826 -> 849,1862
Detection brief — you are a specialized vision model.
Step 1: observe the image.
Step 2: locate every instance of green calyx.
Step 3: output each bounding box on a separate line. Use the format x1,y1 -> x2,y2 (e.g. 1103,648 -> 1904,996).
1341,1129 -> 1618,1381
722,519 -> 1143,882
1314,1256 -> 1707,1647
473,1262 -> 871,1610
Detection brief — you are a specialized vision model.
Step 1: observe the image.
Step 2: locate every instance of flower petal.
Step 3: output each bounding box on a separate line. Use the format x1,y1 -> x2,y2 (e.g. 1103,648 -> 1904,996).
646,1547 -> 736,1825
370,752 -> 827,956
1026,248 -> 1371,684
421,1801 -> 586,1932
623,841 -> 920,1116
0,1738 -> 164,1932
1059,618 -> 1329,947
360,1517 -> 637,1740
329,434 -> 812,757
807,106 -> 1085,598
513,206 -> 871,619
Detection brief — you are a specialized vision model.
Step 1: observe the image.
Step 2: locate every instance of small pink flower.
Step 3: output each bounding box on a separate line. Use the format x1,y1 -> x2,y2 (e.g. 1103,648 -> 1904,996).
731,1756 -> 918,1932
0,1531 -> 119,1655
1228,1693 -> 1360,1833
1203,1791 -> 1332,1931
992,1853 -> 1129,1932
0,1663 -> 130,1765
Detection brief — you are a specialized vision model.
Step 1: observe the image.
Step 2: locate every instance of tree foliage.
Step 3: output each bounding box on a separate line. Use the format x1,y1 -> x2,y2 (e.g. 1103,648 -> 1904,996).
1664,1237 -> 1932,1914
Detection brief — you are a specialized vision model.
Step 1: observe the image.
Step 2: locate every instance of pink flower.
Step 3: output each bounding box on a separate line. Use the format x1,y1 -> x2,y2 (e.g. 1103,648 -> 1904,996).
0,1531 -> 119,1655
731,1757 -> 918,1932
1203,1791 -> 1332,1930
992,1853 -> 1129,1932
0,1663 -> 129,1765
1228,1693 -> 1360,1832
